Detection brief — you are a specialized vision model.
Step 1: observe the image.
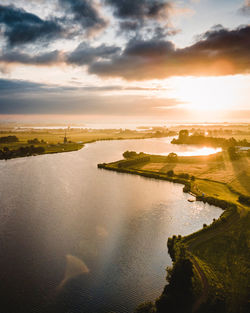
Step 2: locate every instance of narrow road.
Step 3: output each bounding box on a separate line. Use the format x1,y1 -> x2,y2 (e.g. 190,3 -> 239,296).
186,209 -> 240,312
187,252 -> 209,312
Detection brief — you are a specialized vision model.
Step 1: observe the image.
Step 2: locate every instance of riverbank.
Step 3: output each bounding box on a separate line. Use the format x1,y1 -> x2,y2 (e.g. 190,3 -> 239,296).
0,128 -> 176,160
98,153 -> 250,313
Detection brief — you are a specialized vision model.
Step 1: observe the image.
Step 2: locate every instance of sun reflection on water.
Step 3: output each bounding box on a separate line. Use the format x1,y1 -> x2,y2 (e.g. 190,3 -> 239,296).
178,147 -> 222,156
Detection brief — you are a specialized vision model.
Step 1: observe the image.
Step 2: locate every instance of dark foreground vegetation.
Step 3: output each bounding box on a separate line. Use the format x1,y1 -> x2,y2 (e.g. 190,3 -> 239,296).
98,151 -> 250,313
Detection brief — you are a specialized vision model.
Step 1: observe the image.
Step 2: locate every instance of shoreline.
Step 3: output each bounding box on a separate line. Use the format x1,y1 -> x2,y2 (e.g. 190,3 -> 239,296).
97,160 -> 249,313
0,135 -> 176,161
97,162 -> 239,211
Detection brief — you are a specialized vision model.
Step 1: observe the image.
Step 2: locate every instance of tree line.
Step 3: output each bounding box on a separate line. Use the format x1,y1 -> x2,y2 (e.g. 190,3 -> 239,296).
0,145 -> 45,160
171,130 -> 250,148
0,135 -> 19,143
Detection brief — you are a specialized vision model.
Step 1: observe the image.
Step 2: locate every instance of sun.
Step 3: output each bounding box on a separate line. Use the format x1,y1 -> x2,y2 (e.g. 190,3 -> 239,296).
169,76 -> 244,112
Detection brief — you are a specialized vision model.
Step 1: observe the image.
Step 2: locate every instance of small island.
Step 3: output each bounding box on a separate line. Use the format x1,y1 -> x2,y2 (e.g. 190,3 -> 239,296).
98,146 -> 250,313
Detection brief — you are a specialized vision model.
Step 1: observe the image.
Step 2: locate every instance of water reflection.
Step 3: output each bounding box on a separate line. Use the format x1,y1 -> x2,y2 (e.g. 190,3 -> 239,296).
130,137 -> 222,156
0,138 -> 222,313
175,146 -> 221,156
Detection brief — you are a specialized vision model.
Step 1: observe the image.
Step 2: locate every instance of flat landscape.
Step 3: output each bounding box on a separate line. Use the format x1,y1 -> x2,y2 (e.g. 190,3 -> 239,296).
0,127 -> 171,158
98,137 -> 250,313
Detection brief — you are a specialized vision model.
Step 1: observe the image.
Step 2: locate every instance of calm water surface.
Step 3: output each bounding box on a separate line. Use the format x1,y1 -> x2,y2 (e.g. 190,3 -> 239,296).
0,138 -> 222,313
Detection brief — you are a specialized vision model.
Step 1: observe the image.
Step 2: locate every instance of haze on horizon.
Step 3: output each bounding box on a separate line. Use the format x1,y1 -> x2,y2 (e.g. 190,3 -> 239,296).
0,0 -> 249,124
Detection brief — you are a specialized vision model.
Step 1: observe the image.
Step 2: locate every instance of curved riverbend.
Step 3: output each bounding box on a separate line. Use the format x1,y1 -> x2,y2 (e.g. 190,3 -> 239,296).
0,138 -> 222,313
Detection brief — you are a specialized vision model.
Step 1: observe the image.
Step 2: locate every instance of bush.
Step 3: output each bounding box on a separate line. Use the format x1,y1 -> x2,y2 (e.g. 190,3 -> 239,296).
134,302 -> 156,313
178,173 -> 190,179
167,170 -> 174,177
0,145 -> 45,160
167,152 -> 178,162
27,138 -> 40,144
238,195 -> 250,206
0,135 -> 19,143
123,150 -> 138,159
228,146 -> 239,160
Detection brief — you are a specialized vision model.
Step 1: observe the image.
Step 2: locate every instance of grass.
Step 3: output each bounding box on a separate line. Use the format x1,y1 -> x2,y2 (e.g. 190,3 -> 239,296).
186,212 -> 250,312
0,128 -> 158,158
132,151 -> 250,200
98,151 -> 250,312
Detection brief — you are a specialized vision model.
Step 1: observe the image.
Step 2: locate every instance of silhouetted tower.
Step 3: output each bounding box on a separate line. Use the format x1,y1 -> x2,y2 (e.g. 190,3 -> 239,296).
64,129 -> 68,144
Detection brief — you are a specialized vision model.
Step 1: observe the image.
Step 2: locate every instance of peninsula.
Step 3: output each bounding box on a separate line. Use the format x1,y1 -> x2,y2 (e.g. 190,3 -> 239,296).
98,146 -> 250,313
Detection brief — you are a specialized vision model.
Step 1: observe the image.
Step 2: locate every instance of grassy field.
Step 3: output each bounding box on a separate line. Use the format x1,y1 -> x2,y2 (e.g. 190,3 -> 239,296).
0,128 -> 158,158
136,151 -> 250,198
98,151 -> 250,313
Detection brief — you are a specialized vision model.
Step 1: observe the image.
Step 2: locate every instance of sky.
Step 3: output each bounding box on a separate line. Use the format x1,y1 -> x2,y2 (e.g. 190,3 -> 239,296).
0,0 -> 249,124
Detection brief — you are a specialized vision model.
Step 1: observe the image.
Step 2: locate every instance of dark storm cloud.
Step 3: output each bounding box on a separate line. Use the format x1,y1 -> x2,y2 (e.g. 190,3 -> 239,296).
59,0 -> 107,35
0,50 -> 62,65
0,5 -> 63,46
105,0 -> 171,21
67,42 -> 121,65
89,25 -> 250,80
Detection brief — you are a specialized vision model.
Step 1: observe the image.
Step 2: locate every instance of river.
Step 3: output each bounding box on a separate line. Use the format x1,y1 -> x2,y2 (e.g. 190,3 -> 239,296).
0,138 -> 222,313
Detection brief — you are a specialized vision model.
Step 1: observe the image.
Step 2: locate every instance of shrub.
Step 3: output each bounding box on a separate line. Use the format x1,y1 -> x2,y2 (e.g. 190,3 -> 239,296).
134,302 -> 156,313
167,152 -> 178,162
167,170 -> 174,177
238,195 -> 250,206
178,173 -> 190,179
123,150 -> 138,159
0,135 -> 19,143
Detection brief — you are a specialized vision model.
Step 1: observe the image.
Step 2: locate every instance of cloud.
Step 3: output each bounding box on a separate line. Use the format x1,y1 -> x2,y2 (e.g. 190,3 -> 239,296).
89,25 -> 250,80
105,0 -> 172,21
239,0 -> 250,15
0,50 -> 63,65
0,78 -> 159,94
67,42 -> 121,65
0,78 -> 181,115
106,0 -> 190,38
59,0 -> 107,36
0,4 -> 64,46
0,79 -> 44,94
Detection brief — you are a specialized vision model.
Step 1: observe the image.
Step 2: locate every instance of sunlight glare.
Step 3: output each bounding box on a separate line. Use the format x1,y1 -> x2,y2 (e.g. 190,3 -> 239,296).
169,76 -> 246,111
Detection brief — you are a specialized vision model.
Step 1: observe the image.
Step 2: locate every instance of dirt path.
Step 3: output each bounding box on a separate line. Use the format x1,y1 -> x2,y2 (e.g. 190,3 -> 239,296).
188,253 -> 209,312
186,210 -> 240,312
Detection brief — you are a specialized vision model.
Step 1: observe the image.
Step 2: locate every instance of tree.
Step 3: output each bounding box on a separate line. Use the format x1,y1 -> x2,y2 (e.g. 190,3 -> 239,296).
167,170 -> 174,177
123,151 -> 138,159
227,137 -> 237,147
167,152 -> 178,162
179,129 -> 189,140
228,146 -> 239,160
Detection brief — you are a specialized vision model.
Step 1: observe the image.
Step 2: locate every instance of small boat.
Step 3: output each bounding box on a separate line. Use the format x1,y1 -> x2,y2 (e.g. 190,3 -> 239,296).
188,198 -> 195,202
